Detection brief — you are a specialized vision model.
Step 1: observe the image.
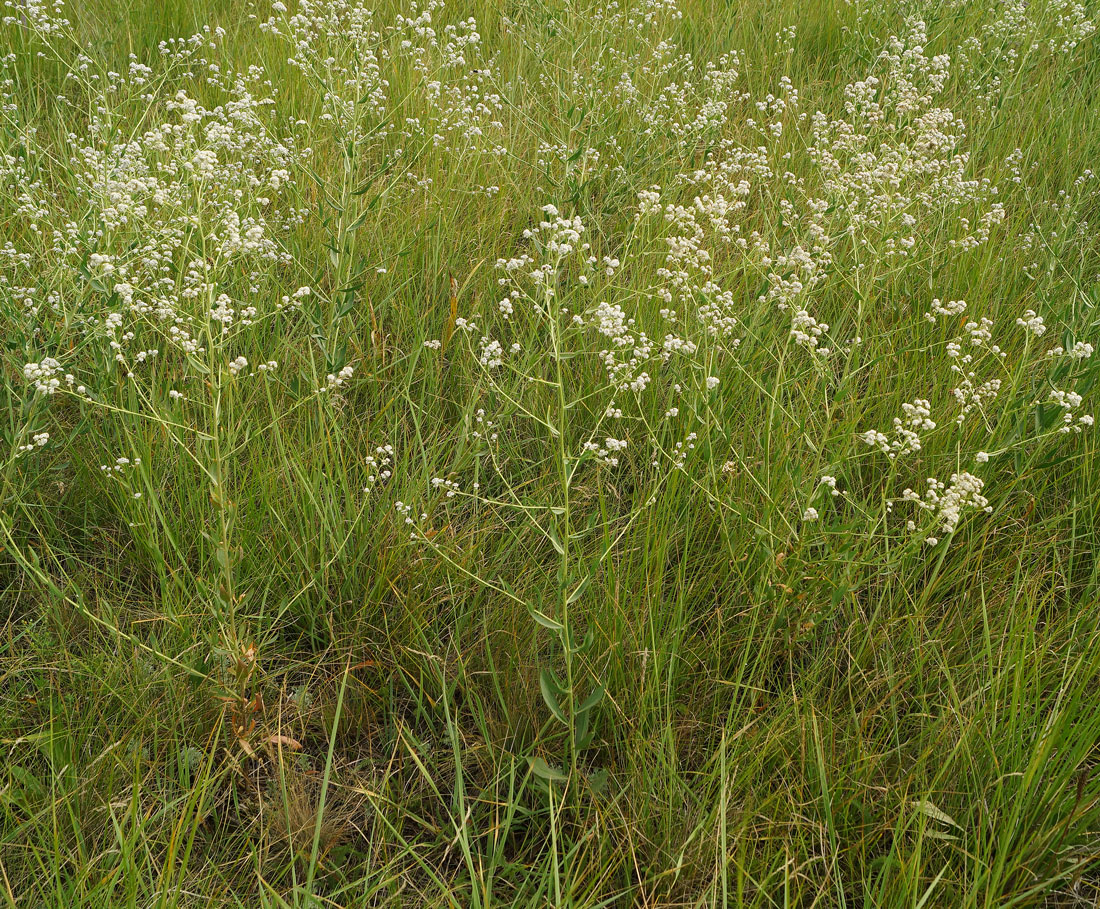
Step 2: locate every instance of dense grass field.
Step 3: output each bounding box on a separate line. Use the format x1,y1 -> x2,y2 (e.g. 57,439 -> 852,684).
2,0 -> 1100,904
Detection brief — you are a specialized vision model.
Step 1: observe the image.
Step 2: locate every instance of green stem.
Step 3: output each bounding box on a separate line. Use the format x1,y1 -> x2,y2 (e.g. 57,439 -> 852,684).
548,260 -> 578,785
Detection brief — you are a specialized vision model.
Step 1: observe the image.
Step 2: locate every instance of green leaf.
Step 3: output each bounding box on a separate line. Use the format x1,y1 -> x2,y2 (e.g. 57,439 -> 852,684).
566,574 -> 592,605
576,708 -> 592,749
540,669 -> 568,725
578,684 -> 605,715
911,799 -> 959,828
338,290 -> 357,318
527,756 -> 568,782
569,626 -> 595,654
547,522 -> 565,556
8,765 -> 46,800
528,607 -> 562,632
586,768 -> 609,794
921,829 -> 958,842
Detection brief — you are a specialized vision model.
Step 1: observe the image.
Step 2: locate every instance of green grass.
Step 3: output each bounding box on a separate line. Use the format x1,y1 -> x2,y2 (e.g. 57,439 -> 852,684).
2,0 -> 1100,905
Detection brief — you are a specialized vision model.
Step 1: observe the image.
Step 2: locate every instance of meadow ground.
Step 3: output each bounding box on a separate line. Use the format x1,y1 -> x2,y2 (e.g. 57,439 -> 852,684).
2,0 -> 1100,905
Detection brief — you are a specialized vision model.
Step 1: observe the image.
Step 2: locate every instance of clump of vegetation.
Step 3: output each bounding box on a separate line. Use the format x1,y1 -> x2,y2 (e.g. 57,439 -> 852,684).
2,0 -> 1100,904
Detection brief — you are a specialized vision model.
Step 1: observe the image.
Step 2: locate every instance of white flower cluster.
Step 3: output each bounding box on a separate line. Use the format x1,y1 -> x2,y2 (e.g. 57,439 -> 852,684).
924,299 -> 967,323
323,365 -> 354,392
901,472 -> 992,546
1047,341 -> 1095,360
364,445 -> 394,492
471,409 -> 498,443
1048,389 -> 1094,433
431,476 -> 461,497
945,316 -> 1007,424
478,338 -> 504,369
861,399 -> 936,459
263,0 -> 508,213
394,500 -> 427,540
957,0 -> 1096,112
790,309 -> 829,354
16,431 -> 50,456
583,437 -> 628,468
23,358 -> 62,394
1015,309 -> 1047,336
